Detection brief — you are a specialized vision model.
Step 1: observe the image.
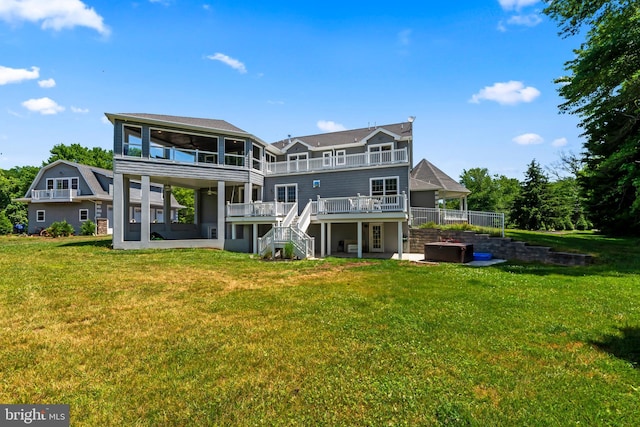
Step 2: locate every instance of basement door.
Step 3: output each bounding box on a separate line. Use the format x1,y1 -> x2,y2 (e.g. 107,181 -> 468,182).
369,223 -> 384,252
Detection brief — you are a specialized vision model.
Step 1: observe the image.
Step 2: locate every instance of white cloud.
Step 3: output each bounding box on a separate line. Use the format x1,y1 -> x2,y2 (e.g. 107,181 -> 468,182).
317,120 -> 346,133
38,78 -> 56,88
513,133 -> 543,145
498,0 -> 539,11
207,53 -> 247,74
470,80 -> 541,105
71,106 -> 89,113
0,65 -> 39,85
552,137 -> 568,147
21,97 -> 65,115
0,0 -> 110,35
507,14 -> 543,27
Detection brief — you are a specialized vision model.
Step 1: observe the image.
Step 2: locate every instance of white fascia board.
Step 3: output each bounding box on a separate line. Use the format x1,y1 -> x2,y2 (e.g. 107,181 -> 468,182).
105,112 -> 268,145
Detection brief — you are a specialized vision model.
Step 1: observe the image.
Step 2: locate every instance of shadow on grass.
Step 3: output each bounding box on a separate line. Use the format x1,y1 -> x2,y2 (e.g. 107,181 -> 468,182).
491,259 -> 640,277
590,327 -> 640,369
59,238 -> 113,248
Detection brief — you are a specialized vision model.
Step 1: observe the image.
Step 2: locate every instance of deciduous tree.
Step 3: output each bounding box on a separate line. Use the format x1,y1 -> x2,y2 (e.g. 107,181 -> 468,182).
544,0 -> 640,234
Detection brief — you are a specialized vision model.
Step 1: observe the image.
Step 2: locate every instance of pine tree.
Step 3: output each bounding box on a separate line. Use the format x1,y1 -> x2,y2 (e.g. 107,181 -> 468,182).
511,160 -> 551,230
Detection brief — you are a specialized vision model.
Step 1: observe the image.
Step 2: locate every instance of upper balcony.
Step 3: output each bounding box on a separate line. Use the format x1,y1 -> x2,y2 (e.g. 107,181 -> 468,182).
264,147 -> 408,176
116,143 -> 408,177
31,189 -> 80,202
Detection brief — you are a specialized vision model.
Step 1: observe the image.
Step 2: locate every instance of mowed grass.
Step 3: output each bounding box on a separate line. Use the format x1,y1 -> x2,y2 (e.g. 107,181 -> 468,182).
1,234 -> 639,425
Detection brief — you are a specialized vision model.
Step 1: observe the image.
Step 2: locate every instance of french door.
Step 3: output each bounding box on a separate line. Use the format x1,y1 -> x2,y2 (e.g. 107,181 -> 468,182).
369,223 -> 384,252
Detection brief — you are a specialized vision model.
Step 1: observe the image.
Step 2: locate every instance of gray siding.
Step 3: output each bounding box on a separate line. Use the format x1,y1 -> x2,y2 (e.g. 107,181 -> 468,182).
28,201 -> 96,234
411,190 -> 437,208
35,164 -> 92,196
114,158 -> 252,183
264,165 -> 409,208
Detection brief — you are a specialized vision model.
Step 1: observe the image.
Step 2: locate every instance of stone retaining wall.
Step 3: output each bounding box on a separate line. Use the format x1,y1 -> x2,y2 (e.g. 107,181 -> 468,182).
409,228 -> 593,266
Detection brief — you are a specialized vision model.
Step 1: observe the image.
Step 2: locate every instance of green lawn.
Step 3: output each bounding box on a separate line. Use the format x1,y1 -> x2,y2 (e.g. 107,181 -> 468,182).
1,233 -> 639,425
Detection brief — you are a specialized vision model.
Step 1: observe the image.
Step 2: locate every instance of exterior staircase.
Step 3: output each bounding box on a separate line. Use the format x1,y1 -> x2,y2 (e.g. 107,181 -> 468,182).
257,201 -> 315,259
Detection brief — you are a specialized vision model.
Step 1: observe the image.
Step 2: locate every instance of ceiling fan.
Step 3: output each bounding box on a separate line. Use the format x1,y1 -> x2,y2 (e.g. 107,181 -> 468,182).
207,186 -> 217,196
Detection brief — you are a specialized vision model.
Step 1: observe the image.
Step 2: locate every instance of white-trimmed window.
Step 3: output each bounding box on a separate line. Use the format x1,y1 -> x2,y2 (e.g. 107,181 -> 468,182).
46,177 -> 79,193
322,151 -> 332,167
275,184 -> 297,203
287,153 -> 308,172
36,210 -> 45,222
368,143 -> 394,163
370,176 -> 399,196
79,209 -> 89,222
336,149 -> 346,166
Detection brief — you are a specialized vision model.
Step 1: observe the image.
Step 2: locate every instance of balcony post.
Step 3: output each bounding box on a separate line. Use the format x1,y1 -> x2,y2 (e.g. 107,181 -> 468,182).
357,221 -> 363,259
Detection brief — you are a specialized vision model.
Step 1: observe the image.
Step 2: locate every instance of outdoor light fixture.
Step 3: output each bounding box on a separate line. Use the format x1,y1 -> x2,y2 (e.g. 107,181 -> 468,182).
408,116 -> 415,123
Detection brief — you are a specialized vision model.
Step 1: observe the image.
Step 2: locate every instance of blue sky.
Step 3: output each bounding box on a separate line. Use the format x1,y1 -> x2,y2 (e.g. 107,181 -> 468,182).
0,0 -> 582,180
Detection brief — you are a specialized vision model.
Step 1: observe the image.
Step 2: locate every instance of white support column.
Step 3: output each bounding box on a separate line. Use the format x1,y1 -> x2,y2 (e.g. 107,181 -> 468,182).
397,221 -> 403,260
163,184 -> 171,231
192,189 -> 199,228
244,182 -> 252,203
253,223 -> 258,254
141,175 -> 151,245
320,222 -> 326,258
357,221 -> 363,259
327,222 -> 332,256
217,181 -> 225,242
112,173 -> 125,247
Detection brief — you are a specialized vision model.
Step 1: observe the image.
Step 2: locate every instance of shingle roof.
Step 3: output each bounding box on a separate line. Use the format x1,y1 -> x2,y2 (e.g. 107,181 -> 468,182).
411,159 -> 470,195
410,177 -> 441,192
19,160 -> 183,207
110,113 -> 249,134
271,122 -> 413,150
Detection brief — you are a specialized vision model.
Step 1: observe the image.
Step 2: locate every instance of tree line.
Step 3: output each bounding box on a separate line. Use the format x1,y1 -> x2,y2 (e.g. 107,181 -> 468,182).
460,156 -> 591,231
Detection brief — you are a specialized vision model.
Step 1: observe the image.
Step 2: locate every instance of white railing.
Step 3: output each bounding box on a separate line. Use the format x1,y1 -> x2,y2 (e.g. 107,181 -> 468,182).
31,189 -> 78,201
226,201 -> 295,217
297,201 -> 313,232
264,148 -> 408,175
317,193 -> 407,214
411,207 -> 505,236
257,226 -> 315,259
281,202 -> 298,227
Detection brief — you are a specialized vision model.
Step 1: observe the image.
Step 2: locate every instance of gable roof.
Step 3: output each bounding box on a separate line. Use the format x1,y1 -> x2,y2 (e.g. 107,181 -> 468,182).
411,159 -> 470,197
271,122 -> 413,152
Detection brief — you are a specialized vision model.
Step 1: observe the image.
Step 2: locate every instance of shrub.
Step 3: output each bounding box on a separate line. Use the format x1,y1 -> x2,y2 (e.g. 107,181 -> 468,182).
0,212 -> 12,235
47,220 -> 75,238
284,241 -> 295,259
576,216 -> 591,231
418,221 -> 438,229
80,220 -> 96,236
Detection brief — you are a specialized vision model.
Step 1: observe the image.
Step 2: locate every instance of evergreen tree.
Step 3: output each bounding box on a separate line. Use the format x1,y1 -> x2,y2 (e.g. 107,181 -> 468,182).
511,160 -> 551,230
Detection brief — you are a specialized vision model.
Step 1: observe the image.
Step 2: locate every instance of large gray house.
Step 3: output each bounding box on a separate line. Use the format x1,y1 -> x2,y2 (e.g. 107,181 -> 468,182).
105,113 -> 468,259
16,160 -> 183,235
